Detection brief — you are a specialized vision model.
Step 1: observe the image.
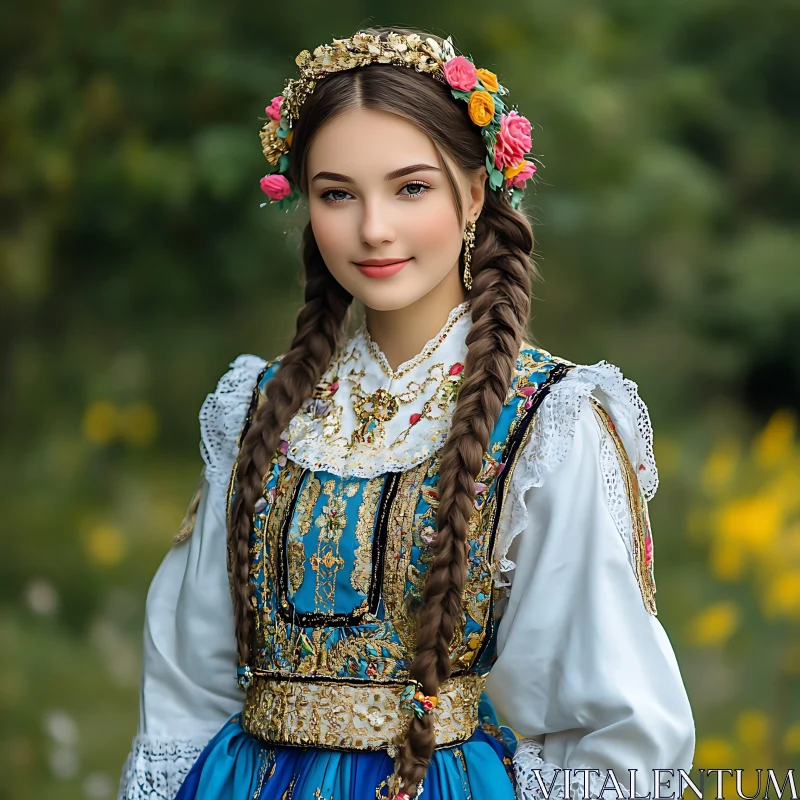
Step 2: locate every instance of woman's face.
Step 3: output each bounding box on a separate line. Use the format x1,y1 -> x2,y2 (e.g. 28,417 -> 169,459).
305,108 -> 485,312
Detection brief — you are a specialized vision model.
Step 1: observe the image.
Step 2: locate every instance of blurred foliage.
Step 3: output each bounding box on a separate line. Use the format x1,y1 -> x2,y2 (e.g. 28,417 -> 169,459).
1,0 -> 798,797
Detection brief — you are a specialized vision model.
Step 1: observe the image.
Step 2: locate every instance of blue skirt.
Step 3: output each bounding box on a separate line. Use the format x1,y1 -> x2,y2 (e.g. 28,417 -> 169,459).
175,695 -> 518,800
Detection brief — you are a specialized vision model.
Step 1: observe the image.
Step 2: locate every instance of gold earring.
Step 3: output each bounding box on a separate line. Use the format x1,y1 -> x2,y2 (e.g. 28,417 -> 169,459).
462,220 -> 476,291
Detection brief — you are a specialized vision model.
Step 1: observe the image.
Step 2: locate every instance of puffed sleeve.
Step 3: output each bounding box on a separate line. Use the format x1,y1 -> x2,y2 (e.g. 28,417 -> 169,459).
485,361 -> 695,800
117,354 -> 267,800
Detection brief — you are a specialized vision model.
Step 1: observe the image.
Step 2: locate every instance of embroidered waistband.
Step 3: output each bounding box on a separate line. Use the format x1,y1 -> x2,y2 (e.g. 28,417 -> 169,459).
242,672 -> 487,751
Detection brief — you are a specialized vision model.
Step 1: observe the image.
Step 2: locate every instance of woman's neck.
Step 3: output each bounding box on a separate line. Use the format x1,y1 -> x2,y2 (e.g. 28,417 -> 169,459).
364,278 -> 468,373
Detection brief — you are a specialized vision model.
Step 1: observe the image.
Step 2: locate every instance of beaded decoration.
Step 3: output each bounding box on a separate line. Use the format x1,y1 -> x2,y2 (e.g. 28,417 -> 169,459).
399,680 -> 438,718
258,31 -> 538,211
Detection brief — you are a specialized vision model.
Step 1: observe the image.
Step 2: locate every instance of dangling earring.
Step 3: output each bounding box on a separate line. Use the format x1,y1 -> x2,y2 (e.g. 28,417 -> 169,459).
462,220 -> 477,291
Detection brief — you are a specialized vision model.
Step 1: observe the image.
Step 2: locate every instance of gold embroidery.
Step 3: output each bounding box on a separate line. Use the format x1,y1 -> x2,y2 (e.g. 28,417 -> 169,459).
287,473 -> 321,593
242,672 -> 487,750
362,302 -> 471,380
352,387 -> 399,445
591,398 -> 658,616
282,303 -> 476,476
311,480 -> 354,611
383,462 -> 430,652
352,476 -> 384,594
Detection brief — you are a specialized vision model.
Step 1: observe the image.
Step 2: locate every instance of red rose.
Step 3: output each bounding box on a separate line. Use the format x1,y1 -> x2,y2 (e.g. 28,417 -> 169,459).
449,362 -> 464,375
409,413 -> 422,425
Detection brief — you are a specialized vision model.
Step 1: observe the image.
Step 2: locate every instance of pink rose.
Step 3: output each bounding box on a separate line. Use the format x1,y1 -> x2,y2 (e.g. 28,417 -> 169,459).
260,174 -> 291,201
494,110 -> 532,169
421,699 -> 434,711
443,56 -> 477,91
645,537 -> 653,563
409,413 -> 422,425
265,95 -> 283,121
449,362 -> 464,375
507,161 -> 536,189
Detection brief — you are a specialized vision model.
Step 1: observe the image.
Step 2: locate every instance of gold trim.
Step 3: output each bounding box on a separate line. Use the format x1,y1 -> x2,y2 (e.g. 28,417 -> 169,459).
591,398 -> 658,616
360,301 -> 471,380
242,672 -> 486,750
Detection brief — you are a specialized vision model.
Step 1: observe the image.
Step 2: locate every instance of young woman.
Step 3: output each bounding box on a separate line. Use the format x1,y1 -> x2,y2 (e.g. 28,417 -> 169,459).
118,26 -> 695,800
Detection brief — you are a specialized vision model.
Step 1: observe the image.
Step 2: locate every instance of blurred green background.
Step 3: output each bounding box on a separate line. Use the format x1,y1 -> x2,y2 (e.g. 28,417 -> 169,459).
2,1 -> 799,797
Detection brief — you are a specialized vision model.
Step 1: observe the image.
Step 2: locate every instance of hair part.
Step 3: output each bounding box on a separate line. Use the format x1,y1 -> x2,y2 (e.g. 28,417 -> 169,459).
229,25 -> 538,797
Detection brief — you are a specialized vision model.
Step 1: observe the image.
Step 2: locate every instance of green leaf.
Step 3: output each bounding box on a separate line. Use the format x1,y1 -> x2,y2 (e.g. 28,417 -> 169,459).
279,116 -> 290,130
276,126 -> 291,139
278,154 -> 290,174
489,169 -> 504,190
450,88 -> 473,101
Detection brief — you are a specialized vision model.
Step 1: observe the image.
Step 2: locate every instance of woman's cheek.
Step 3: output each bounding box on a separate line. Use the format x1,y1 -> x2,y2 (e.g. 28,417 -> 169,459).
310,208 -> 350,268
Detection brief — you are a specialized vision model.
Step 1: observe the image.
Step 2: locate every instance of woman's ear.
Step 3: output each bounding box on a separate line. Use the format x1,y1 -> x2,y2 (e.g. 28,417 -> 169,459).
467,170 -> 487,222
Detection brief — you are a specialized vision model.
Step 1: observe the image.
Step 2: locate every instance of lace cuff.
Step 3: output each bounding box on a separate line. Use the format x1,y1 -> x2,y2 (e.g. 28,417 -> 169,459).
117,735 -> 206,800
493,361 -> 658,588
198,354 -> 267,494
513,739 -> 631,800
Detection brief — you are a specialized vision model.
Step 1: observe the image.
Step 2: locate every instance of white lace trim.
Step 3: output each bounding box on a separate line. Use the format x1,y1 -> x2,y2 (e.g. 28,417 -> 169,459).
513,739 -> 631,800
282,302 -> 473,478
117,735 -> 206,800
199,354 -> 267,493
493,361 -> 658,587
598,420 -> 636,569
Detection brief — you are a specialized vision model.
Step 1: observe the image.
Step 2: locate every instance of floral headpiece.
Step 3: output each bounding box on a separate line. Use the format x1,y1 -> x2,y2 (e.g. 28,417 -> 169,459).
259,31 -> 538,211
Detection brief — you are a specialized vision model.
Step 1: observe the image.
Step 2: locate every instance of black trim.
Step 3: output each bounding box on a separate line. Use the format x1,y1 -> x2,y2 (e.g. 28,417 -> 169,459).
237,363 -> 271,448
275,471 -> 400,626
267,361 -> 574,638
465,362 -> 574,670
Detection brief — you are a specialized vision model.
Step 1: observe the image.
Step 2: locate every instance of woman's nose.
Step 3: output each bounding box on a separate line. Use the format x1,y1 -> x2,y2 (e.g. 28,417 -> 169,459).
359,197 -> 396,247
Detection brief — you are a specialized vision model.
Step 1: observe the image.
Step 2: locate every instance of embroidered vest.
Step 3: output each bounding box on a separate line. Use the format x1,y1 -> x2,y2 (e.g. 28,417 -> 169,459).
226,348 -> 573,751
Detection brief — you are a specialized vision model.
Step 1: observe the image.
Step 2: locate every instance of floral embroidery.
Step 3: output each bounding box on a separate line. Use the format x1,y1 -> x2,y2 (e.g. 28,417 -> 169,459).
225,305 -> 574,752
277,302 -> 477,478
287,474 -> 321,593
351,476 -> 384,594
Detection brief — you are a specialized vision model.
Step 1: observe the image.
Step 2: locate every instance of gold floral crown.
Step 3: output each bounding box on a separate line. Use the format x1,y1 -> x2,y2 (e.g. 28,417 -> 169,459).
258,31 -> 538,211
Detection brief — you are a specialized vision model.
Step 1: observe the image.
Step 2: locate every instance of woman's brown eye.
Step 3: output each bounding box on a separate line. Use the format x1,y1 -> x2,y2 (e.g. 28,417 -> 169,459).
401,182 -> 430,199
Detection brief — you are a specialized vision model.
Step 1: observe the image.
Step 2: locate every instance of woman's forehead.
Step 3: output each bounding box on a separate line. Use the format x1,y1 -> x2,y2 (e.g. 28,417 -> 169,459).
306,108 -> 441,175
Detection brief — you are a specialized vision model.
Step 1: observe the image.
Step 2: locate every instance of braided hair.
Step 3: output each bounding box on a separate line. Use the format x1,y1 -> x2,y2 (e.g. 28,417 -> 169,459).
229,27 -> 538,797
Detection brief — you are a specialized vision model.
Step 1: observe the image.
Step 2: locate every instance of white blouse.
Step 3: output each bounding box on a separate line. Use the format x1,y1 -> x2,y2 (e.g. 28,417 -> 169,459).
118,303 -> 695,800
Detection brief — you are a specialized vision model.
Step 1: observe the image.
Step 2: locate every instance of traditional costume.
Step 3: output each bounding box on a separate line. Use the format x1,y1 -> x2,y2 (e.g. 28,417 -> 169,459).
117,30 -> 694,800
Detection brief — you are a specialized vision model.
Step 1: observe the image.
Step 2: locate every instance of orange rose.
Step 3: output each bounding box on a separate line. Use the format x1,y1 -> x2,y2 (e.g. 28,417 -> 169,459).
503,160 -> 528,179
476,68 -> 499,93
468,90 -> 495,127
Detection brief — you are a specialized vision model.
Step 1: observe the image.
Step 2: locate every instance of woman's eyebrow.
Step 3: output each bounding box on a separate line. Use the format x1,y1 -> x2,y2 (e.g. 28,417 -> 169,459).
311,164 -> 442,183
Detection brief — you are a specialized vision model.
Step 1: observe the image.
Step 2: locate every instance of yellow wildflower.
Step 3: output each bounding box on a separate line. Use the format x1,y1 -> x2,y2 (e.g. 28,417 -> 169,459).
687,601 -> 740,646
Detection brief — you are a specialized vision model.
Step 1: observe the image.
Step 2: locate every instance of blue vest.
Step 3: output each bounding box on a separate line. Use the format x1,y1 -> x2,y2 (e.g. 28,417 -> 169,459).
227,348 -> 572,751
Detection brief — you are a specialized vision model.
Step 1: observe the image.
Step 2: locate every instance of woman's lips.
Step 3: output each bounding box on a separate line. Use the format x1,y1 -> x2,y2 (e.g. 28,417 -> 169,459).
354,258 -> 412,279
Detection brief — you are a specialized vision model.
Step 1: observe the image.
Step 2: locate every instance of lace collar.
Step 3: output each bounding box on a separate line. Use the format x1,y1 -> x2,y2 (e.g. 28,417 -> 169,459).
283,301 -> 472,477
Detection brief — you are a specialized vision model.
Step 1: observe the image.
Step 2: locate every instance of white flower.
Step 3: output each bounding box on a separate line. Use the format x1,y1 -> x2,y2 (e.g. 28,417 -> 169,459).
425,38 -> 443,59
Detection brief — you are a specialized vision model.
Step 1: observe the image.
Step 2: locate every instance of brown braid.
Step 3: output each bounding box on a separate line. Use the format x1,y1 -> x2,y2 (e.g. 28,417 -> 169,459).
394,186 -> 534,795
229,26 -> 540,798
228,224 -> 352,667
